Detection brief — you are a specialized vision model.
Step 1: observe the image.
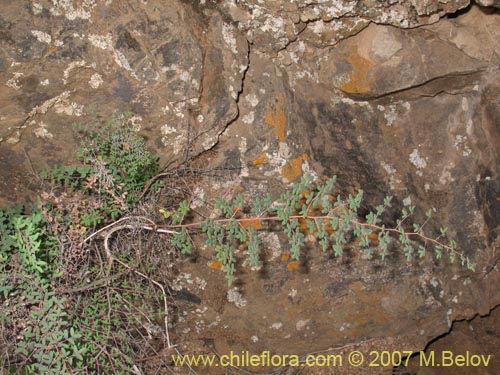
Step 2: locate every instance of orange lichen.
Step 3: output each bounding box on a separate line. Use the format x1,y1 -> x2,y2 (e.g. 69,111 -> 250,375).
264,95 -> 287,141
340,50 -> 374,94
209,260 -> 223,270
367,232 -> 379,246
287,260 -> 300,271
324,222 -> 336,235
241,218 -> 263,231
298,217 -> 336,236
299,218 -> 315,235
281,154 -> 308,182
281,251 -> 290,262
253,151 -> 269,167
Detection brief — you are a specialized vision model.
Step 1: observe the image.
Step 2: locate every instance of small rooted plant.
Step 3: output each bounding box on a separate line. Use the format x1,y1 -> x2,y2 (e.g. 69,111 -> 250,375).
153,174 -> 474,285
1,113 -> 167,374
40,112 -> 160,226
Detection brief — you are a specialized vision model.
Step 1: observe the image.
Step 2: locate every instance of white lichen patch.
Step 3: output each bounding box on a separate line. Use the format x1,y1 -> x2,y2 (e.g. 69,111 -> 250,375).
402,196 -> 412,206
380,161 -> 401,189
377,104 -> 397,127
88,33 -> 113,50
339,322 -> 351,332
261,14 -> 285,35
439,164 -> 455,185
278,142 -> 291,159
28,90 -> 71,117
195,277 -> 207,291
245,93 -> 259,107
32,2 -> 43,14
161,125 -> 184,155
6,73 -> 24,90
409,149 -> 427,174
190,186 -> 205,209
242,111 -> 254,124
251,336 -> 259,343
258,232 -> 281,261
228,85 -> 237,100
430,277 -> 439,288
340,97 -> 371,107
195,306 -> 208,316
264,143 -> 290,177
179,70 -> 190,82
222,23 -> 238,54
113,50 -> 134,75
295,319 -> 310,331
88,72 -> 103,89
172,273 -> 206,294
454,135 -> 472,157
324,2 -> 356,18
31,30 -> 52,44
461,97 -> 469,112
33,121 -> 54,139
301,159 -> 318,180
54,100 -> 84,116
40,79 -> 50,86
270,322 -> 283,330
50,0 -> 96,21
289,69 -> 318,88
227,288 -> 247,308
238,137 -> 249,177
127,115 -> 142,131
161,124 -> 177,135
7,130 -> 21,144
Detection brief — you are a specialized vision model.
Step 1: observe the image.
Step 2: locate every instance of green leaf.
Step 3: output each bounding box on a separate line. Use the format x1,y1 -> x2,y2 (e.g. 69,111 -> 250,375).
384,196 -> 393,207
299,204 -> 308,218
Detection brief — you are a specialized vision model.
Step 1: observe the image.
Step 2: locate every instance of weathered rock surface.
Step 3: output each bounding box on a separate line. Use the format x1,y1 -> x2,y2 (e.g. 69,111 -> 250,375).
0,0 -> 248,204
1,1 -> 499,373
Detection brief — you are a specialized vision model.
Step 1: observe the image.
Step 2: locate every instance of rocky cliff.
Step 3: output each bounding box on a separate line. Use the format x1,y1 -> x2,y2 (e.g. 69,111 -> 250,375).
1,0 -> 499,373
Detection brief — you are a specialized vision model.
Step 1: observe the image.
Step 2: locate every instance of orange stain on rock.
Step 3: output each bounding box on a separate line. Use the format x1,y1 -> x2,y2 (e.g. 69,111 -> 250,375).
367,232 -> 379,246
282,154 -> 308,182
241,218 -> 263,231
209,260 -> 223,270
340,50 -> 374,94
253,151 -> 269,167
287,260 -> 300,271
264,95 -> 287,141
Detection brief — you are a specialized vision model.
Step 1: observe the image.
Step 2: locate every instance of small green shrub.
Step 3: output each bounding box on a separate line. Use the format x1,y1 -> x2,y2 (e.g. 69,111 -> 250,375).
41,112 -> 160,224
159,174 -> 474,285
1,113 -> 164,374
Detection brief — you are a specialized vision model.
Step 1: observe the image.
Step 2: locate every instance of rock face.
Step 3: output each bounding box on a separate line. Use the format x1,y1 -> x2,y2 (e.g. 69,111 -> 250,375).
1,0 -> 499,372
